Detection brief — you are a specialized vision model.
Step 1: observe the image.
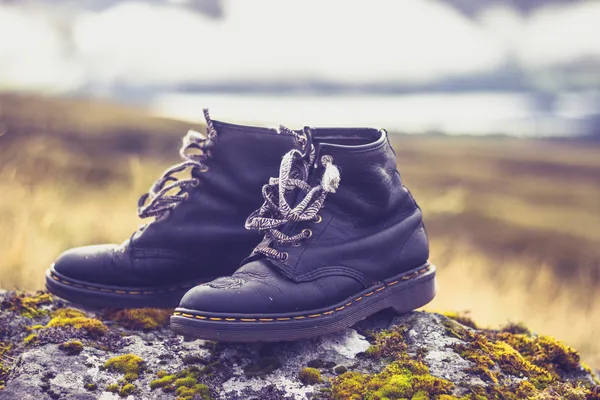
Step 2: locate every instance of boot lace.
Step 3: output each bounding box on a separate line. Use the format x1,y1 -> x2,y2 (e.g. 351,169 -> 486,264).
245,127 -> 340,261
137,109 -> 217,220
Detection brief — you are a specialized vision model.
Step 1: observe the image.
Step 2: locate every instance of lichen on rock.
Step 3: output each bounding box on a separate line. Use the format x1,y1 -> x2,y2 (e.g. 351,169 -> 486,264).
0,290 -> 597,399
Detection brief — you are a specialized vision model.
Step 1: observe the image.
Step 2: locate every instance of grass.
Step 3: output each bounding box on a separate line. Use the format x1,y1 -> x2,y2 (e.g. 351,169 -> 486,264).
1,93 -> 599,368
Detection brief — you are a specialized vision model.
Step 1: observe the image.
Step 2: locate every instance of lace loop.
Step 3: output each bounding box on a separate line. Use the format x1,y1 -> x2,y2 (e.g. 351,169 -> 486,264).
245,130 -> 340,261
137,108 -> 217,219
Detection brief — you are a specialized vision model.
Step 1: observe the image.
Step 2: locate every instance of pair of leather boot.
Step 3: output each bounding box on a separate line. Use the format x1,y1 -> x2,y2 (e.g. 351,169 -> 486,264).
46,110 -> 436,341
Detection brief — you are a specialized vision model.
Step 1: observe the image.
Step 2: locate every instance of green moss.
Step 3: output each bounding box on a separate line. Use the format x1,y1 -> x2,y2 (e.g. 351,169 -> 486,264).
84,382 -> 97,391
150,374 -> 176,390
174,376 -> 198,388
119,383 -> 135,397
58,340 -> 84,355
102,308 -> 171,330
156,370 -> 169,378
495,332 -> 581,378
7,292 -> 53,318
106,383 -> 119,393
0,342 -> 11,389
124,372 -> 139,382
147,368 -> 212,399
104,354 -> 144,376
175,383 -> 211,400
452,327 -> 554,388
299,367 -> 321,385
28,325 -> 44,331
332,317 -> 600,400
23,333 -> 38,345
46,308 -> 107,336
364,324 -> 409,359
411,390 -> 430,400
443,312 -> 478,329
52,308 -> 86,318
333,361 -> 454,400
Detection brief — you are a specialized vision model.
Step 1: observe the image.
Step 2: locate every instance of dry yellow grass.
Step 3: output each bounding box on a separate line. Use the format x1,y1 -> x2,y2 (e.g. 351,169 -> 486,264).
1,93 -> 599,367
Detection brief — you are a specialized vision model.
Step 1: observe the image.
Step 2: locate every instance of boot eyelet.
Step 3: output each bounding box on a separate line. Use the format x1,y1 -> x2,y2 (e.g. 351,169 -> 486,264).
191,178 -> 200,187
280,252 -> 289,261
291,242 -> 302,247
314,215 -> 323,224
302,229 -> 313,238
182,193 -> 190,200
199,165 -> 210,173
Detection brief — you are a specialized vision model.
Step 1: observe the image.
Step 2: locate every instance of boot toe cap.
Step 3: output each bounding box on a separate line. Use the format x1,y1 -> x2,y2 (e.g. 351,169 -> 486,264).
178,277 -> 267,314
52,244 -> 118,283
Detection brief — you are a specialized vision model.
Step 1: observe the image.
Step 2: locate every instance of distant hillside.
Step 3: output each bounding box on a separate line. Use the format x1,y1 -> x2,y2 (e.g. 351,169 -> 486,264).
0,93 -> 192,157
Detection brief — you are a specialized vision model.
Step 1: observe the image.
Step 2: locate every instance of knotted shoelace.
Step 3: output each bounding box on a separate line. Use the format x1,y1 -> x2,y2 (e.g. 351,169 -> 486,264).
137,109 -> 217,220
245,127 -> 341,261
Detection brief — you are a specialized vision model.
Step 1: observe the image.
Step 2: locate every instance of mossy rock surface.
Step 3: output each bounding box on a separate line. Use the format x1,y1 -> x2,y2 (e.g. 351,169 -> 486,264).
0,290 -> 598,399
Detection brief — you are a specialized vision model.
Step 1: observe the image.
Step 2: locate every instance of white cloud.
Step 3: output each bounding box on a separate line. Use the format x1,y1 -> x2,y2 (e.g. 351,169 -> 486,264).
0,0 -> 598,92
480,1 -> 600,69
0,6 -> 83,91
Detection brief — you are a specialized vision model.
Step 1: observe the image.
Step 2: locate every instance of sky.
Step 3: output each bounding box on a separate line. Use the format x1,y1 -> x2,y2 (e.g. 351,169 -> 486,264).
0,0 -> 599,94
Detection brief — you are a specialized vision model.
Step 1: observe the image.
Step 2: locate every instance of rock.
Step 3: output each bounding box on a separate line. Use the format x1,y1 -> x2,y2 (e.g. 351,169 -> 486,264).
0,291 -> 598,399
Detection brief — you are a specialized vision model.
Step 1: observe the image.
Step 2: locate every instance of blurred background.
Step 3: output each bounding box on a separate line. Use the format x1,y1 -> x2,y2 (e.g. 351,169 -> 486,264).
0,0 -> 599,366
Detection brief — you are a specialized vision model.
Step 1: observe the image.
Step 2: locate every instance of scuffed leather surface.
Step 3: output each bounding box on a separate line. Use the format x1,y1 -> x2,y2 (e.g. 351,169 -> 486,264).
52,121 -> 295,287
181,128 -> 430,313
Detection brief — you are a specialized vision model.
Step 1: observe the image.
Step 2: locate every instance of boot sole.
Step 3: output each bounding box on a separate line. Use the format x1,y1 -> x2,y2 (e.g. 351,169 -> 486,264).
170,263 -> 436,342
45,266 -> 205,309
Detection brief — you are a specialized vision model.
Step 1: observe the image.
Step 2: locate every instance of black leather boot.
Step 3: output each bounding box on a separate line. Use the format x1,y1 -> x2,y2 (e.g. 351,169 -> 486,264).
46,111 -> 297,308
171,126 -> 436,341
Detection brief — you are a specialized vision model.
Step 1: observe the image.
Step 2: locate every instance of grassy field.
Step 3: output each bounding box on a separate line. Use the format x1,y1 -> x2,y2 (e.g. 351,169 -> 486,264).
1,93 -> 599,367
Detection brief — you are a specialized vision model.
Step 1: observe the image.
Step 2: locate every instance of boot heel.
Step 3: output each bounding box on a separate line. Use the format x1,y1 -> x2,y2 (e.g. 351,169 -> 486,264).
387,266 -> 436,315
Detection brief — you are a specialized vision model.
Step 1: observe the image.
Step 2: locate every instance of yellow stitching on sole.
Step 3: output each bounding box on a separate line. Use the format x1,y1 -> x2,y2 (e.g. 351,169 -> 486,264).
241,318 -> 257,322
387,280 -> 399,286
259,318 -> 274,322
308,314 -> 321,318
335,306 -> 345,311
364,292 -> 374,297
277,318 -> 291,321
294,316 -> 306,320
225,318 -> 236,321
129,291 -> 141,295
173,312 -> 181,315
323,311 -> 334,315
375,287 -> 385,292
182,313 -> 194,318
195,316 -> 207,320
355,297 -> 363,301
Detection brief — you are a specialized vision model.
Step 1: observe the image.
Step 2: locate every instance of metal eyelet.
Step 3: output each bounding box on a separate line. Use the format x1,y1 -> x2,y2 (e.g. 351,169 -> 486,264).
291,242 -> 302,247
280,252 -> 289,262
182,193 -> 190,200
191,178 -> 200,187
314,215 -> 323,224
302,229 -> 313,238
199,165 -> 210,173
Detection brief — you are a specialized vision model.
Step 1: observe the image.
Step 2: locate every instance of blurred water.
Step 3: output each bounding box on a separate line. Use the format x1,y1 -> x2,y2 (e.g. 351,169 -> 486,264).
152,91 -> 598,136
